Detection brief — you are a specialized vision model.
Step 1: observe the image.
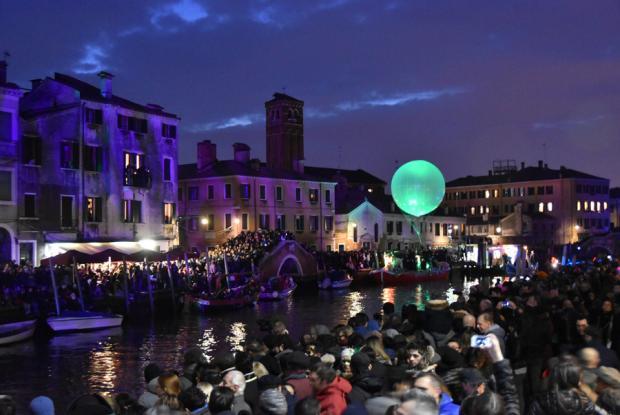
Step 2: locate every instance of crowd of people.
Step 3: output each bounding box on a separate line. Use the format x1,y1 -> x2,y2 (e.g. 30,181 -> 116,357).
2,256 -> 618,414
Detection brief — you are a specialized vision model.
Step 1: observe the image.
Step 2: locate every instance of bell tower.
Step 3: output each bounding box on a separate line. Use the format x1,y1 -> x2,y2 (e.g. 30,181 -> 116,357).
265,93 -> 304,173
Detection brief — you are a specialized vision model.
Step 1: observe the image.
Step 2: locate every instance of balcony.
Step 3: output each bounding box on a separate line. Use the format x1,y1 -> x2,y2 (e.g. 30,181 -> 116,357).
124,166 -> 152,189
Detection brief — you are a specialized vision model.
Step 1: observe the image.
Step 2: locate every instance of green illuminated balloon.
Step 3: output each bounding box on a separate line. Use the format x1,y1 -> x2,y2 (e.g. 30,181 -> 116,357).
391,160 -> 445,217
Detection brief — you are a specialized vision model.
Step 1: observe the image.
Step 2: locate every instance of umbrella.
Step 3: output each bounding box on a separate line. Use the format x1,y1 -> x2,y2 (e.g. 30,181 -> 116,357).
40,250 -> 91,266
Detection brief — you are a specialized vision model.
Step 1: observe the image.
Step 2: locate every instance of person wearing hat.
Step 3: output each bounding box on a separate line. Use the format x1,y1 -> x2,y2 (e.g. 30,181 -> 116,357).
259,389 -> 288,415
347,352 -> 383,404
284,351 -> 313,400
138,363 -> 164,409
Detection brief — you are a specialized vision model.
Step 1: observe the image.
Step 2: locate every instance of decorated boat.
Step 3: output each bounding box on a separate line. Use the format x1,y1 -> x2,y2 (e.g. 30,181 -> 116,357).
370,262 -> 450,286
47,311 -> 123,334
0,319 -> 37,346
318,270 -> 354,290
258,277 -> 297,301
192,293 -> 257,311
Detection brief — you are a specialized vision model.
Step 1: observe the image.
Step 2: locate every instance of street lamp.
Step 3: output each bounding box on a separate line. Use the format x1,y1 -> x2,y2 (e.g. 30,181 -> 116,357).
233,217 -> 240,225
574,225 -> 580,231
200,217 -> 208,226
495,226 -> 502,234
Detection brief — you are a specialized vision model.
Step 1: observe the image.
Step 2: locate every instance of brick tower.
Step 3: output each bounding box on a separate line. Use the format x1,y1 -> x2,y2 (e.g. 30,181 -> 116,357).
265,93 -> 304,173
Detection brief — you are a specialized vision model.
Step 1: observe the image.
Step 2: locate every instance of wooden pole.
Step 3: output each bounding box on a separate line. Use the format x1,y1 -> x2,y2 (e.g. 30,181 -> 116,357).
223,254 -> 230,290
73,256 -> 85,311
166,254 -> 176,310
145,258 -> 154,313
122,258 -> 130,315
49,259 -> 61,316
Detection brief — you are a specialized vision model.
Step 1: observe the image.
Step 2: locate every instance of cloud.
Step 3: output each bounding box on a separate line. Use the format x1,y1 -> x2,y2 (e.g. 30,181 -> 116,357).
336,87 -> 468,111
73,44 -> 109,74
305,107 -> 338,119
188,113 -> 263,132
532,115 -> 606,130
151,0 -> 208,27
251,6 -> 278,25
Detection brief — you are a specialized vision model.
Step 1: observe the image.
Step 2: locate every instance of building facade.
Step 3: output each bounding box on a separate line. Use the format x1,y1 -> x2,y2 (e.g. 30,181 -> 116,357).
179,94 -> 337,251
611,188 -> 620,231
443,161 -> 611,247
8,70 -> 179,263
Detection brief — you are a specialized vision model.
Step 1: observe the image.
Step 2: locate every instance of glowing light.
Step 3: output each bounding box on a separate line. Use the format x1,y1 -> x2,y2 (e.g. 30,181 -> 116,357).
233,218 -> 240,225
575,225 -> 580,230
139,239 -> 157,250
367,188 -> 373,193
226,322 -> 247,352
577,201 -> 581,211
603,202 -> 608,210
551,257 -> 559,269
585,201 -> 589,211
485,190 -> 490,199
596,201 -> 601,212
538,202 -> 544,213
390,160 -> 445,217
547,202 -> 553,212
495,226 -> 502,234
200,217 -> 208,225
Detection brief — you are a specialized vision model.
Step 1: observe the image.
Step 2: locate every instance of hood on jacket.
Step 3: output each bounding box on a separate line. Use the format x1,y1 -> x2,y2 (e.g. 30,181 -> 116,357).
147,376 -> 160,394
352,376 -> 384,395
319,376 -> 353,396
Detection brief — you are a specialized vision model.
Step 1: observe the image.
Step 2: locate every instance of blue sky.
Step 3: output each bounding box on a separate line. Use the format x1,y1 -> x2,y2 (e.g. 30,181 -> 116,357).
2,0 -> 620,185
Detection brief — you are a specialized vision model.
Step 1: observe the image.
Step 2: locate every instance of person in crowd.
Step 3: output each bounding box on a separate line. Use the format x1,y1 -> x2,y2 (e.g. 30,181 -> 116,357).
259,389 -> 288,415
139,363 -> 164,408
179,386 -> 209,414
413,373 -> 459,415
222,370 -> 253,415
396,389 -> 438,415
347,352 -> 383,404
29,396 -> 54,415
209,386 -> 236,415
476,312 -> 506,355
309,363 -> 352,415
294,398 -> 321,415
283,351 -> 313,399
154,372 -> 185,413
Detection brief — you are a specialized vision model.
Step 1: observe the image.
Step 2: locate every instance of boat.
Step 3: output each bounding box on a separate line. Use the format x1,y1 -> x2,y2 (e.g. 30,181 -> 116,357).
47,311 -> 123,334
318,270 -> 354,290
0,319 -> 37,346
191,294 -> 257,311
258,277 -> 297,301
370,262 -> 450,286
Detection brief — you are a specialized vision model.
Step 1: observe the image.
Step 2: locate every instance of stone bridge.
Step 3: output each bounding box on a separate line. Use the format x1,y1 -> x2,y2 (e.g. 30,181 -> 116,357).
578,231 -> 620,258
258,240 -> 318,279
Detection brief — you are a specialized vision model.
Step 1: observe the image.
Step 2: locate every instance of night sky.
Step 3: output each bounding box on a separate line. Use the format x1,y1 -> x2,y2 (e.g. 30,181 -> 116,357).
2,1 -> 620,186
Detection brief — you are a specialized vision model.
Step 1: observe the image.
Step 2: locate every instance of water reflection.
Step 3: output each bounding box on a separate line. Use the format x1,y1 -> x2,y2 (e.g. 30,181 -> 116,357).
199,327 -> 216,360
226,322 -> 246,352
381,287 -> 395,305
88,343 -> 118,391
345,291 -> 365,317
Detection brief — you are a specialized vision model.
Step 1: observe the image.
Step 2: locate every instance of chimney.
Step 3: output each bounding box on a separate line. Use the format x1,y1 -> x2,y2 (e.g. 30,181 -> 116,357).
197,140 -> 217,170
488,170 -> 492,176
0,60 -> 7,84
521,161 -> 525,170
544,163 -> 548,169
233,143 -> 251,163
97,71 -> 114,99
30,79 -> 42,89
249,158 -> 261,171
538,160 -> 543,168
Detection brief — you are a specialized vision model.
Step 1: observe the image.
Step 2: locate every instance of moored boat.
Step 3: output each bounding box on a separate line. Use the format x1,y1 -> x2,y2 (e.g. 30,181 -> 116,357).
47,311 -> 123,334
0,319 -> 37,346
318,270 -> 354,290
370,262 -> 450,286
192,294 -> 257,311
258,283 -> 297,301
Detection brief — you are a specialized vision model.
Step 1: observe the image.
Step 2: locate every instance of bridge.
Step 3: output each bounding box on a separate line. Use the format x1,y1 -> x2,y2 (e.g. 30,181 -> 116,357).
577,231 -> 620,258
257,240 -> 318,279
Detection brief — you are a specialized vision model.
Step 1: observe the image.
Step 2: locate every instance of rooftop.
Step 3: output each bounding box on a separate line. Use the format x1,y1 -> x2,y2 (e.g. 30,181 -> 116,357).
179,160 -> 334,182
51,73 -> 178,118
447,164 -> 607,187
265,92 -> 304,104
304,166 -> 386,185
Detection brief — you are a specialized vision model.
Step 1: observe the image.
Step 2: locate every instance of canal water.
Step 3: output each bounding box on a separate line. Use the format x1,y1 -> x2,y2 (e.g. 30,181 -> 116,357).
0,280 -> 471,411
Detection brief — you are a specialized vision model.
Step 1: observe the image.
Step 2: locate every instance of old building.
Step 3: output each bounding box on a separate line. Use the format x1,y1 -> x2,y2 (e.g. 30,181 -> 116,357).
611,187 -> 620,230
0,61 -> 24,263
178,94 -> 337,251
14,70 -> 179,263
443,160 -> 611,247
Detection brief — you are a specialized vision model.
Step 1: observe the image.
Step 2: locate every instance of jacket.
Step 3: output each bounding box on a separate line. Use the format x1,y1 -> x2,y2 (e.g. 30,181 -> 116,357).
493,359 -> 520,415
232,394 -> 253,415
285,372 -> 313,400
316,376 -> 352,415
487,324 -> 507,355
347,375 -> 383,404
438,393 -> 459,415
138,377 -> 160,409
527,390 -> 598,415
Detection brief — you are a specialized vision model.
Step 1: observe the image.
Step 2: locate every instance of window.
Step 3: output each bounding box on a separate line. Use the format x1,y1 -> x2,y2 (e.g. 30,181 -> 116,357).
208,214 -> 215,231
353,225 -> 358,242
163,203 -> 175,224
163,158 -> 172,181
188,186 -> 199,201
259,185 -> 266,200
84,146 -> 103,172
295,187 -> 302,202
240,184 -> 250,199
0,171 -> 12,201
537,186 -> 545,195
0,111 -> 11,141
576,184 -> 583,193
309,189 -> 319,204
584,201 -> 589,211
386,221 -> 394,235
122,200 -> 142,223
469,191 -> 476,199
324,216 -> 333,232
538,202 -> 544,213
396,221 -> 403,235
61,196 -> 73,227
295,215 -> 304,231
22,135 -> 42,165
259,214 -> 270,229
60,141 -> 79,169
242,213 -> 249,230
207,185 -> 214,200
276,186 -> 283,202
124,152 -> 144,168
478,191 -> 485,198
162,123 -> 177,139
429,223 -> 433,234
435,223 -> 440,236
325,189 -> 331,204
225,183 -> 232,199
225,213 -> 232,228
547,202 -> 553,212
577,201 -> 581,211
470,206 -> 475,215
528,187 -> 535,196
85,107 -> 103,125
277,214 -> 286,230
309,216 -> 319,232
118,114 -> 147,133
493,189 -> 499,198
85,197 -> 103,222
24,194 -> 36,218
596,201 -> 601,212
374,223 -> 379,242
484,190 -> 490,199
189,217 -> 198,231
443,223 -> 448,236
546,186 -> 554,195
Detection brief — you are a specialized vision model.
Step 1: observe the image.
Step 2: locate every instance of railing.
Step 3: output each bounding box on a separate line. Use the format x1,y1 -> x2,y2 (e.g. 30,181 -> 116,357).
124,166 -> 152,188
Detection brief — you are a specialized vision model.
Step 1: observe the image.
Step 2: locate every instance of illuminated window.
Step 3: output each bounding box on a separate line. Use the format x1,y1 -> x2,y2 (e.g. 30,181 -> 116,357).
584,201 -> 589,211
309,189 -> 319,204
485,190 -> 490,199
596,201 -> 601,212
85,197 -> 102,222
538,202 -> 544,213
493,189 -> 499,198
604,202 -> 608,210
163,202 -> 175,224
479,205 -> 484,214
577,201 -> 581,211
470,206 -> 475,215
591,201 -> 595,211
547,202 -> 553,212
485,206 -> 490,213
